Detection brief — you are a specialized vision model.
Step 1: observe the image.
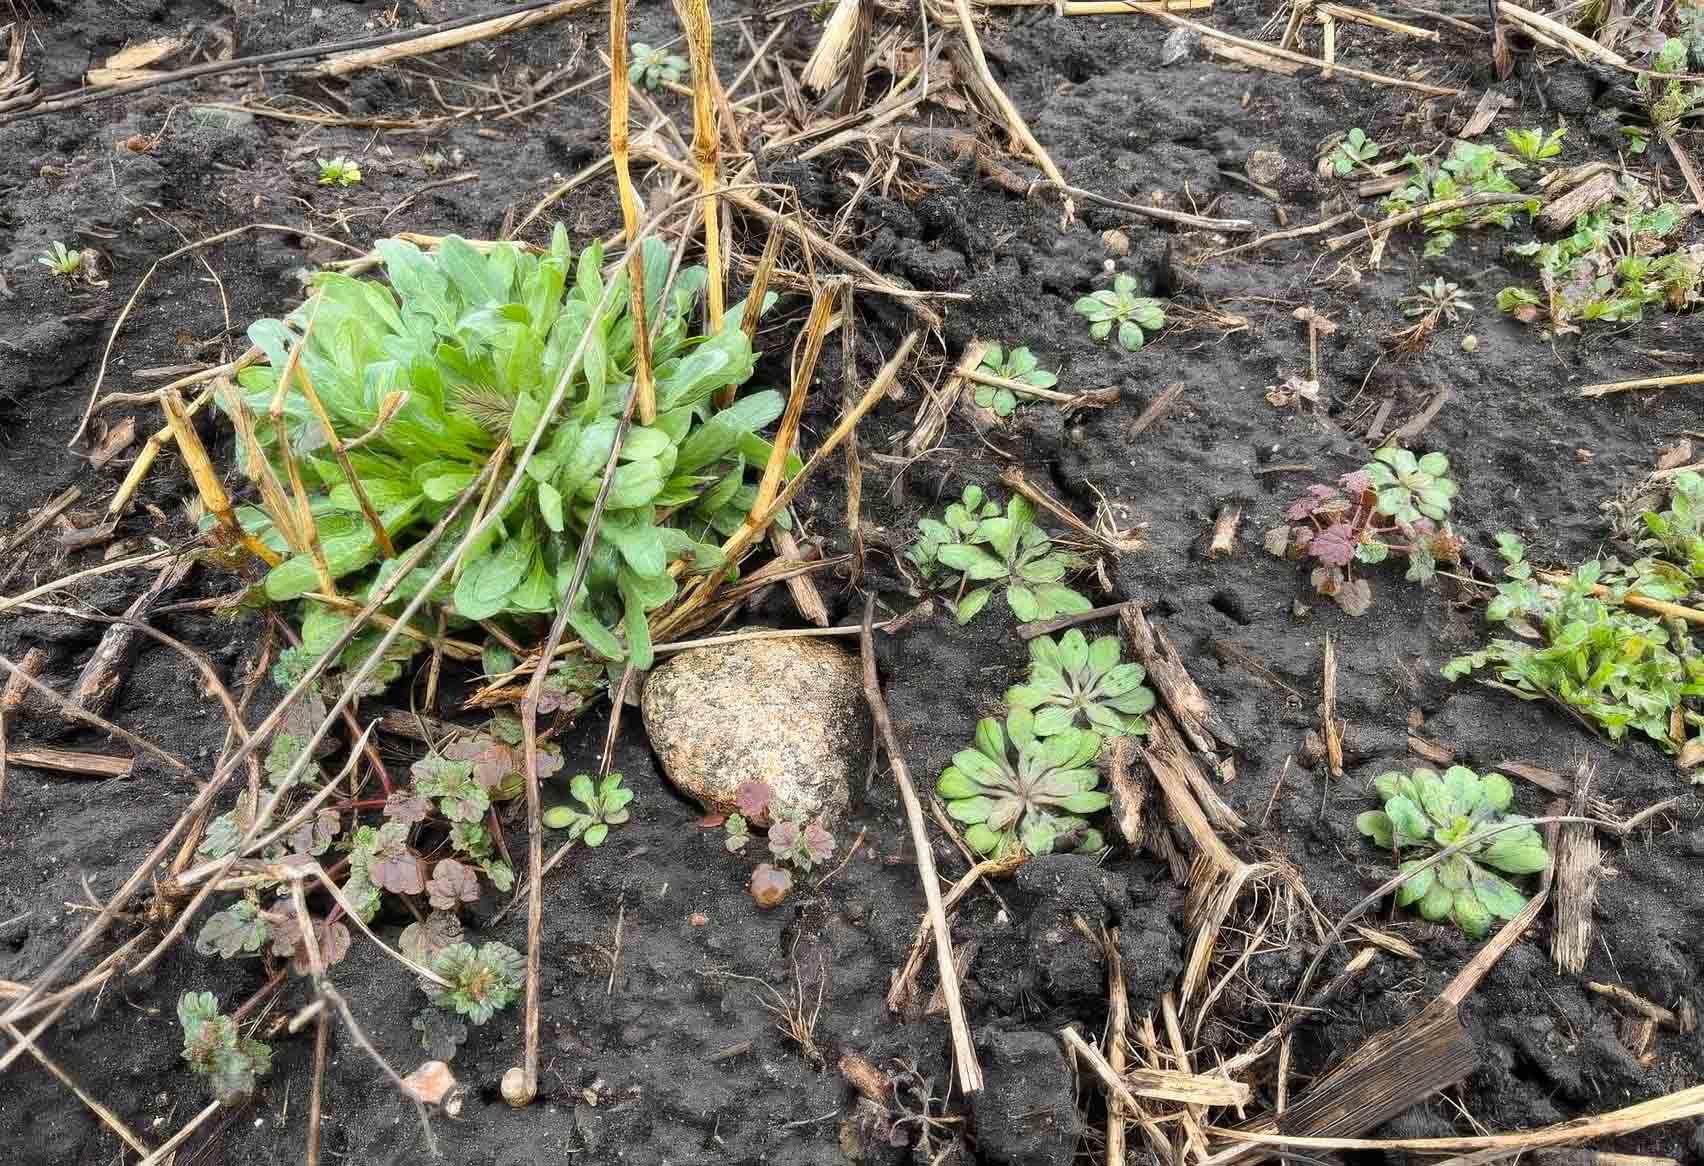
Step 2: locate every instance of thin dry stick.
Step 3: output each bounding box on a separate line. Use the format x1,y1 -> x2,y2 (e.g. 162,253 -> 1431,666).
1579,371 -> 1704,397
1326,192 -> 1534,251
0,486 -> 79,555
0,646 -> 47,802
317,0 -> 593,76
161,388 -> 280,566
1150,10 -> 1461,95
3,1019 -> 153,1157
0,655 -> 192,775
861,596 -> 982,1094
609,0 -> 656,425
678,0 -> 727,405
136,1101 -> 221,1166
1104,928 -> 1131,1166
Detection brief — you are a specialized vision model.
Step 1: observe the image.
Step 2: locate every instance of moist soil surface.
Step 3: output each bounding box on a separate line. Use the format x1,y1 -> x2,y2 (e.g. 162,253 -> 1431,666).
3,2 -> 1704,1164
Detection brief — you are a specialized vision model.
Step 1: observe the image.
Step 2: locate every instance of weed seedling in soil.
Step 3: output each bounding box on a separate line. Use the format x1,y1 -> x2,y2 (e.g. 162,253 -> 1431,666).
178,991 -> 272,1106
218,229 -> 782,684
629,42 -> 688,90
974,344 -> 1058,417
1391,278 -> 1473,351
1007,629 -> 1154,736
1074,273 -> 1167,351
1634,471 -> 1704,582
910,486 -> 1091,624
719,779 -> 835,907
1640,33 -> 1704,138
938,709 -> 1107,859
1356,766 -> 1549,938
316,156 -> 362,187
1444,534 -> 1704,750
1502,126 -> 1566,163
1325,127 -> 1380,176
1496,187 -> 1699,330
1265,448 -> 1461,616
542,771 -> 634,846
36,241 -> 82,276
1382,141 -> 1535,257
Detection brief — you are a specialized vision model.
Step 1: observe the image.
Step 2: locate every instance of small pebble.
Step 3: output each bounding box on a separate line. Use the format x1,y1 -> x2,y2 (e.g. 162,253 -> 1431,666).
1461,333 -> 1478,352
750,863 -> 793,908
1102,229 -> 1130,257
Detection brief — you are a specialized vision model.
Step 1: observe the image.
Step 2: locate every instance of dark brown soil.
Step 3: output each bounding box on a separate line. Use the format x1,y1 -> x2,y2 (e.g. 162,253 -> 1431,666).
2,2 -> 1703,1164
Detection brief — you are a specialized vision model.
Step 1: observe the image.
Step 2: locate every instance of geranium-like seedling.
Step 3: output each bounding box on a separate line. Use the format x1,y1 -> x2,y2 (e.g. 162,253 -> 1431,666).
938,709 -> 1108,860
1007,629 -> 1154,737
1074,274 -> 1167,352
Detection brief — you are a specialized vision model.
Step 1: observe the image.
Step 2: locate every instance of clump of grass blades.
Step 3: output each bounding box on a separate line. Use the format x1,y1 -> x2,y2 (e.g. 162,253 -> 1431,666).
218,228 -> 786,690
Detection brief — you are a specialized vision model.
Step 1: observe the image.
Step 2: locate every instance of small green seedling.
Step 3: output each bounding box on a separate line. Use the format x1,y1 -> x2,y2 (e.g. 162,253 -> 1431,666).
975,344 -> 1058,417
1382,141 -> 1534,257
1356,766 -> 1549,938
543,772 -> 634,846
1007,629 -> 1154,737
1502,126 -> 1566,162
910,487 -> 1092,624
317,156 -> 363,187
1399,278 -> 1473,324
630,42 -> 688,90
938,709 -> 1107,860
1074,274 -> 1167,352
37,241 -> 82,276
179,991 -> 272,1106
1621,125 -> 1649,155
1327,127 -> 1381,176
427,941 -> 525,1024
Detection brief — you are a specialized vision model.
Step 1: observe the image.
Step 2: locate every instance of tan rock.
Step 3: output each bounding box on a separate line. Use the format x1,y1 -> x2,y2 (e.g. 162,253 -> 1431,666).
641,638 -> 864,825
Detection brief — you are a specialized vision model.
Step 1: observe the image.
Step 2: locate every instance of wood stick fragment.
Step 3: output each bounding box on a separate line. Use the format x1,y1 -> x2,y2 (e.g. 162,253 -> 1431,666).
1579,371 -> 1704,398
1317,3 -> 1437,40
1321,636 -> 1343,778
64,557 -> 193,721
860,597 -> 982,1093
4,748 -> 135,779
1495,1 -> 1627,66
1062,1025 -> 1254,1110
1588,982 -> 1688,1031
1105,736 -> 1147,847
1128,382 -> 1185,441
1104,927 -> 1131,1165
1150,11 -> 1461,95
317,0 -> 594,76
0,487 -> 80,555
0,646 -> 47,802
1001,467 -> 1143,555
1553,762 -> 1601,975
1207,505 -> 1241,559
1121,603 -> 1237,752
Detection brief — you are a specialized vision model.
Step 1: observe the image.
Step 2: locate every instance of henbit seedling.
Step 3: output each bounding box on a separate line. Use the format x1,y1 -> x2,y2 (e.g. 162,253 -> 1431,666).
1356,766 -> 1549,938
1074,274 -> 1167,352
1006,629 -> 1154,737
909,488 -> 1092,625
1502,126 -> 1566,162
317,156 -> 363,187
1326,127 -> 1381,176
974,344 -> 1059,417
630,42 -> 688,90
36,241 -> 82,276
937,709 -> 1107,860
178,991 -> 273,1106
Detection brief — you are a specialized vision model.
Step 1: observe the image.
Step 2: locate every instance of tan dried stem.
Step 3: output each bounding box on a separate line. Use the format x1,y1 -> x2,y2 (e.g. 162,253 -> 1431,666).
677,0 -> 727,404
161,388 -> 280,566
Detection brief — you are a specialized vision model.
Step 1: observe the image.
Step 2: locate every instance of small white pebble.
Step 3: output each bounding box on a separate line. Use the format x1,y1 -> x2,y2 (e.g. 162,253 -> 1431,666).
1460,333 -> 1478,352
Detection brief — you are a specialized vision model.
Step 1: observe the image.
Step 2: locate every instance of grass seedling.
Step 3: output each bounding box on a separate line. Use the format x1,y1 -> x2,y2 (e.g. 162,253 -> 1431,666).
1356,766 -> 1549,938
909,486 -> 1091,624
36,240 -> 82,277
179,991 -> 272,1106
1326,127 -> 1380,176
1502,126 -> 1566,162
973,344 -> 1058,417
1266,448 -> 1461,616
1074,274 -> 1167,351
937,709 -> 1107,859
316,156 -> 363,187
629,42 -> 688,90
1006,629 -> 1154,736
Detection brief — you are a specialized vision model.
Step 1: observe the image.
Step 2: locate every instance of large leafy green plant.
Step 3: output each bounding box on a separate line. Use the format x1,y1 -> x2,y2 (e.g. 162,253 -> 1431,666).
221,229 -> 786,680
937,709 -> 1107,859
1355,766 -> 1548,937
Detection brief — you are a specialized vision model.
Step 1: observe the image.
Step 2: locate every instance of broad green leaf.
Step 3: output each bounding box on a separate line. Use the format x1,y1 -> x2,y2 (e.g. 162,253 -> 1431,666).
454,537 -> 531,620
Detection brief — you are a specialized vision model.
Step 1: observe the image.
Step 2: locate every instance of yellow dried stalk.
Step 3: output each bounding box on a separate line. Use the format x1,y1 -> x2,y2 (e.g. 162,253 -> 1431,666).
678,0 -> 728,405
267,298 -> 336,596
160,389 -> 280,566
609,0 -> 656,424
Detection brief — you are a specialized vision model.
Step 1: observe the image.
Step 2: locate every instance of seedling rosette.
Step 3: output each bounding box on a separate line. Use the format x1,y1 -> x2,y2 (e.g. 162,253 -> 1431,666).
909,487 -> 1091,624
1356,766 -> 1549,938
1007,629 -> 1154,736
938,709 -> 1108,859
1074,274 -> 1167,351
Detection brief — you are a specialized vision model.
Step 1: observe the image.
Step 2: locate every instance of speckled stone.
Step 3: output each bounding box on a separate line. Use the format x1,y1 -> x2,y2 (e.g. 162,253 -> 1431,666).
640,638 -> 865,824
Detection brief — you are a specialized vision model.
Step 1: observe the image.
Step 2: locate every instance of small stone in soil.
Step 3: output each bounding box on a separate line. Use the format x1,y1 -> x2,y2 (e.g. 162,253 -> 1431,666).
750,863 -> 792,908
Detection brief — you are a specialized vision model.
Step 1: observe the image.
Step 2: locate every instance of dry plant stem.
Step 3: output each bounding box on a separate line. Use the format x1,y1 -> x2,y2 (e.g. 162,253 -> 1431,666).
3,1018 -> 153,1157
110,387 -> 215,517
292,364 -> 396,558
1001,467 -> 1141,555
318,982 -> 438,1154
1218,946 -> 1378,1076
1104,928 -> 1130,1166
1017,603 -> 1130,641
1121,603 -> 1236,752
678,0 -> 727,405
0,646 -> 47,802
888,854 -> 1017,1011
1322,636 -> 1343,777
1150,11 -> 1461,95
1036,179 -> 1253,232
136,1101 -> 220,1166
161,388 -> 279,566
0,548 -> 175,617
1327,192 -> 1533,251
4,748 -> 133,778
1127,381 -> 1185,441
1436,816 -> 1561,1009
1494,0 -> 1627,66
1578,370 -> 1704,397
0,486 -> 79,554
949,0 -> 1073,226
65,557 -> 193,720
1316,2 -> 1436,39
0,654 -> 191,776
318,0 -> 592,76
861,596 -> 982,1094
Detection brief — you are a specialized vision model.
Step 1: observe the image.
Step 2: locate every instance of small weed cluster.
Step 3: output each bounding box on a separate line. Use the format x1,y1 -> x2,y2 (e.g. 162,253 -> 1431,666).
720,779 -> 836,905
1640,27 -> 1704,138
629,43 -> 688,90
1381,141 -> 1537,257
937,629 -> 1153,860
1265,448 -> 1462,616
1074,274 -> 1167,351
910,485 -> 1092,625
1502,125 -> 1566,163
974,344 -> 1059,417
1356,766 -> 1549,938
1325,127 -> 1380,176
1497,188 -> 1699,331
178,991 -> 272,1106
317,156 -> 363,187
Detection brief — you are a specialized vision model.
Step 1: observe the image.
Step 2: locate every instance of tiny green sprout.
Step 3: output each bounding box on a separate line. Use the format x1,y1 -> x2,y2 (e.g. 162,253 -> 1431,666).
1074,274 -> 1167,352
427,941 -> 524,1024
629,43 -> 688,90
317,156 -> 363,187
937,708 -> 1108,860
543,772 -> 634,846
974,344 -> 1058,417
1007,629 -> 1154,737
1356,766 -> 1549,938
1502,126 -> 1565,162
1327,127 -> 1380,176
37,241 -> 83,276
179,991 -> 272,1106
1399,278 -> 1473,324
1364,447 -> 1457,526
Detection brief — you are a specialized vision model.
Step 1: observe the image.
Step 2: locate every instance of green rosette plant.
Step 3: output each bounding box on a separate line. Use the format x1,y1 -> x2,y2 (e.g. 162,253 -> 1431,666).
1007,629 -> 1154,737
1355,766 -> 1550,938
219,229 -> 789,686
1074,274 -> 1167,351
937,709 -> 1107,859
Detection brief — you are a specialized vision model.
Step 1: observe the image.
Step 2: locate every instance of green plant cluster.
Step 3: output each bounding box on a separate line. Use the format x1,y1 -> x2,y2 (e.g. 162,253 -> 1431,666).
1326,127 -> 1380,176
974,344 -> 1058,417
1496,189 -> 1700,330
317,156 -> 362,187
178,991 -> 272,1106
1381,141 -> 1537,257
909,485 -> 1092,625
1640,31 -> 1704,136
221,229 -> 784,685
37,241 -> 82,275
1444,533 -> 1704,751
1007,629 -> 1154,736
543,771 -> 634,846
1355,766 -> 1549,938
630,43 -> 688,90
1074,274 -> 1167,351
1502,126 -> 1565,162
